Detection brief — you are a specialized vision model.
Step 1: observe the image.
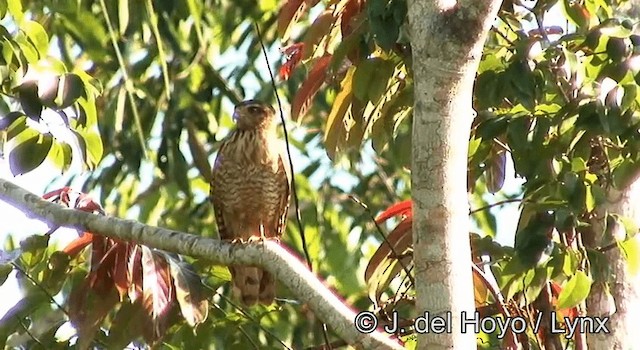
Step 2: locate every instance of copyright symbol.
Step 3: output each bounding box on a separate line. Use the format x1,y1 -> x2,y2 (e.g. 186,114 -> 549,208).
354,311 -> 378,333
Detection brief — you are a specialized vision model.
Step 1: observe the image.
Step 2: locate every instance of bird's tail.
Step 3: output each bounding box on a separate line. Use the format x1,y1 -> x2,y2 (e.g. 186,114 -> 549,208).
231,266 -> 276,306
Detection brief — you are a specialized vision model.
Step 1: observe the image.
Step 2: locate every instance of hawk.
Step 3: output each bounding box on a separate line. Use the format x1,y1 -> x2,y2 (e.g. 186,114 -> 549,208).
210,99 -> 291,306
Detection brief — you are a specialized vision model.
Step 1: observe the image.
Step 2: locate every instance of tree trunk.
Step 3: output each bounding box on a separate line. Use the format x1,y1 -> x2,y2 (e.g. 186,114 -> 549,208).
408,1 -> 502,349
585,5 -> 640,348
586,175 -> 640,349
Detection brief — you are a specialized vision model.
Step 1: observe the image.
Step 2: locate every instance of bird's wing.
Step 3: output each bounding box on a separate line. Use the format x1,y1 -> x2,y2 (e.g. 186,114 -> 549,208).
274,149 -> 291,238
210,141 -> 231,240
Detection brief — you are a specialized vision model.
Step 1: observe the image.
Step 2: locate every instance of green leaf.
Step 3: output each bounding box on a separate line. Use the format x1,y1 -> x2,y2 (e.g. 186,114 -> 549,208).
41,251 -> 70,294
19,235 -> 50,268
556,270 -> 592,309
118,0 -> 130,35
585,183 -> 596,212
570,157 -> 588,172
49,142 -> 72,172
523,266 -> 553,304
0,1 -> 7,19
7,0 -> 23,23
20,20 -> 49,57
56,73 -> 85,108
324,66 -> 355,160
74,127 -> 103,169
609,213 -> 638,239
8,132 -> 53,175
618,238 -> 640,275
560,0 -> 592,29
0,264 -> 12,285
353,59 -> 376,102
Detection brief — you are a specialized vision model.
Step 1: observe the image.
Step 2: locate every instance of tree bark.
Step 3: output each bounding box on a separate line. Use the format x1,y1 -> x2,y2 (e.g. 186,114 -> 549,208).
0,178 -> 402,350
588,5 -> 640,350
586,175 -> 640,349
408,1 -> 502,348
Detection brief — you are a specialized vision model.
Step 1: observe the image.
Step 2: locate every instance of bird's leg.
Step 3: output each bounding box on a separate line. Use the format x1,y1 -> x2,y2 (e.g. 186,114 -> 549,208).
247,225 -> 267,244
246,224 -> 279,244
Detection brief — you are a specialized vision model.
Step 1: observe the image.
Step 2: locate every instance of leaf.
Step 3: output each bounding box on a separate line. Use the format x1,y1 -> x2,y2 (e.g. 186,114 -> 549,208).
367,254 -> 412,305
7,0 -> 23,23
556,270 -> 592,309
341,0 -> 364,37
141,246 -> 173,339
106,301 -> 146,349
118,0 -> 130,35
617,237 -> 640,275
186,120 -> 212,183
279,42 -> 304,80
0,263 -> 12,286
560,0 -> 592,29
41,251 -> 71,294
523,265 -> 553,304
364,218 -> 412,282
278,0 -> 307,42
69,280 -> 119,350
302,10 -> 335,59
79,128 -> 104,169
485,145 -> 506,193
0,111 -> 26,130
8,132 -> 52,175
291,55 -> 332,121
56,73 -> 86,108
353,59 -> 376,102
168,257 -> 209,327
62,233 -> 94,257
375,200 -> 412,223
20,20 -> 49,57
324,66 -> 355,160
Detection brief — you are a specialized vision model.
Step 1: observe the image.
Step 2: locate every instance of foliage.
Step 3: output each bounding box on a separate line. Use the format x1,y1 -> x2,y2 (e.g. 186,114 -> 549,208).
1,0 -> 640,349
282,0 -> 640,348
0,0 -> 408,348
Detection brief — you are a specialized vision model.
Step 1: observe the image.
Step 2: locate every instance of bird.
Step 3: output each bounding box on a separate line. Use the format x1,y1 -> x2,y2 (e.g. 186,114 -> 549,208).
210,99 -> 291,306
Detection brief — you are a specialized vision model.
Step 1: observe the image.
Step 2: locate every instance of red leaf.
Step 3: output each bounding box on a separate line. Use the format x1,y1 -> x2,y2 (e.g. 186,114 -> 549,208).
291,55 -> 332,121
340,0 -> 364,37
62,232 -> 94,257
280,42 -> 305,80
68,279 -> 119,350
168,257 -> 209,327
89,236 -> 118,296
141,246 -> 173,338
128,245 -> 143,302
364,217 -> 413,282
42,187 -> 70,200
278,0 -> 307,41
112,243 -> 133,299
375,200 -> 412,224
75,193 -> 105,214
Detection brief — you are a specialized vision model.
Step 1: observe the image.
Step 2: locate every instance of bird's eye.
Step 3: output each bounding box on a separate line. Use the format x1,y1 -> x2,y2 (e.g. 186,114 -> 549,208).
248,106 -> 261,114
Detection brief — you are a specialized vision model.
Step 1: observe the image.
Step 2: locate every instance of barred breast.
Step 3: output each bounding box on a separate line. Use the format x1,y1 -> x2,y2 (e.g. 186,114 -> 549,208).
211,129 -> 289,240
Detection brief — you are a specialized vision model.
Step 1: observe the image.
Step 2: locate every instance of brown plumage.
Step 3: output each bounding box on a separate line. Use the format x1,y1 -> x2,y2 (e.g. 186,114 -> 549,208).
210,100 -> 291,306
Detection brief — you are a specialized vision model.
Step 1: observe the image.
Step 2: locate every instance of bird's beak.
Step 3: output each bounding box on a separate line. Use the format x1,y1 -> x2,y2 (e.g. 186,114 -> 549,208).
232,108 -> 240,122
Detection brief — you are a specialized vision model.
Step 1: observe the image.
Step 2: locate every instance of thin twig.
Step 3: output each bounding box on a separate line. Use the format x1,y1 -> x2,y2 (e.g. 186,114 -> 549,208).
11,263 -> 69,317
144,0 -> 172,99
469,198 -> 523,215
15,316 -> 45,348
210,303 -> 260,349
255,22 -> 333,349
349,195 -> 415,287
219,294 -> 293,350
99,0 -> 148,158
254,24 -> 313,272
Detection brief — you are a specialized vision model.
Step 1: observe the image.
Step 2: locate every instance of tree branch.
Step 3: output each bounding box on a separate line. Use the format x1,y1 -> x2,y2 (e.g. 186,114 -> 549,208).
0,179 -> 402,350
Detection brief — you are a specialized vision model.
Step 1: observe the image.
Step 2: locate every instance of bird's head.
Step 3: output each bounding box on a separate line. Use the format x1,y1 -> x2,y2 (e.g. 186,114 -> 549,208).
233,100 -> 277,131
